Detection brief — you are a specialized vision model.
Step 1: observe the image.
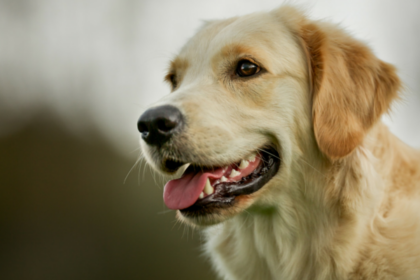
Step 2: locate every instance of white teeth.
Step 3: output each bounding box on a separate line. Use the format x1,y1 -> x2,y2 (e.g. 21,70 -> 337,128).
204,178 -> 214,195
173,163 -> 191,179
247,152 -> 257,162
239,159 -> 249,169
229,169 -> 241,178
199,192 -> 204,199
220,176 -> 227,182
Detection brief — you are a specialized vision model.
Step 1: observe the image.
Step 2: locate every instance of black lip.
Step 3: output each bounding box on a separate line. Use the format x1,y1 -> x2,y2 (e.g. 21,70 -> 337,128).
180,147 -> 281,217
163,158 -> 185,173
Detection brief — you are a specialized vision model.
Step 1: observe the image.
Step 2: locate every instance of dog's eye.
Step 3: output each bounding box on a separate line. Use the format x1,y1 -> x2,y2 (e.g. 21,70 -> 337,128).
236,60 -> 260,77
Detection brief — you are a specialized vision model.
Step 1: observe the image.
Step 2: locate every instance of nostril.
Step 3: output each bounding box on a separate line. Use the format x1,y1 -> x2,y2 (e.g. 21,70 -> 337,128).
137,121 -> 151,140
137,121 -> 147,133
156,118 -> 177,133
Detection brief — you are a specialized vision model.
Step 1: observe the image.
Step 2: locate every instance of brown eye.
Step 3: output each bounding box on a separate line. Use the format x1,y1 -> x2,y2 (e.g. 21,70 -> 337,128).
236,60 -> 260,77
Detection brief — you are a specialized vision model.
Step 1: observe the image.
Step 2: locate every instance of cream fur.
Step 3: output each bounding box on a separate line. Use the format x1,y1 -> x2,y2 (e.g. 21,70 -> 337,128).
140,6 -> 420,280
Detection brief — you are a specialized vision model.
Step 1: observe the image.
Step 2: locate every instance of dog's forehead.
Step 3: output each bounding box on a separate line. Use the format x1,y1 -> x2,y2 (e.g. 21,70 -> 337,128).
172,12 -> 304,77
176,12 -> 293,69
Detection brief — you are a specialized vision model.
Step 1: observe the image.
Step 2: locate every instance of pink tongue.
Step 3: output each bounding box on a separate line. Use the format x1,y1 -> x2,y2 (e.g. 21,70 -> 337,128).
163,168 -> 224,210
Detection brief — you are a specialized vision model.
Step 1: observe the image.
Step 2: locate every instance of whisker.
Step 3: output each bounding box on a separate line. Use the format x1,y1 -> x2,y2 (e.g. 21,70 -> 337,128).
257,148 -> 325,177
129,147 -> 140,154
253,149 -> 271,165
298,157 -> 326,177
232,162 -> 240,169
141,158 -> 148,183
182,224 -> 187,239
124,156 -> 142,184
171,218 -> 181,231
257,148 -> 281,161
138,160 -> 143,184
157,209 -> 173,215
191,227 -> 195,240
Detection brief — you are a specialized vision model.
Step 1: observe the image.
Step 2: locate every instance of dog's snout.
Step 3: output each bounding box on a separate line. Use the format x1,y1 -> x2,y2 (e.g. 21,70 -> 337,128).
137,105 -> 184,146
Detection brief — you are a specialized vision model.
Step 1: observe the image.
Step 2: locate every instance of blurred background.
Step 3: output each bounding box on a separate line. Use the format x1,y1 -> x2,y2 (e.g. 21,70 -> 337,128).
0,0 -> 419,279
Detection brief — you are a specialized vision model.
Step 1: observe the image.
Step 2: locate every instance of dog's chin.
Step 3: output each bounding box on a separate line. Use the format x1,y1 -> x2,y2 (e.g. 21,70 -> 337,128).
176,195 -> 256,226
150,146 -> 282,227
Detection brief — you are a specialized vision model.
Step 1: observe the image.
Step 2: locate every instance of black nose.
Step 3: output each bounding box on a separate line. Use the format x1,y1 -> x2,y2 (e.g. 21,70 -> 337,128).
137,105 -> 184,146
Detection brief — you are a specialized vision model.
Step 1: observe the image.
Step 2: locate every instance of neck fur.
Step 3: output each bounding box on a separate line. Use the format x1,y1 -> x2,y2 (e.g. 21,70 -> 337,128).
204,124 -> 389,280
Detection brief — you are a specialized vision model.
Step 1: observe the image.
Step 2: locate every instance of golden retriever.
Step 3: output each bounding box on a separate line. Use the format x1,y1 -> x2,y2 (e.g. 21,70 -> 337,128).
137,6 -> 420,280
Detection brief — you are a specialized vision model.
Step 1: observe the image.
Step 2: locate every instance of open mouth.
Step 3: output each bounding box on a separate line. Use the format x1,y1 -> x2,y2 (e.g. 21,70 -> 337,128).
163,146 -> 281,216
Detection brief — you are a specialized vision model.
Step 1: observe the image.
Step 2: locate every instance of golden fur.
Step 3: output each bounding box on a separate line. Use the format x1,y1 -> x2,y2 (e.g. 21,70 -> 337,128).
140,6 -> 420,279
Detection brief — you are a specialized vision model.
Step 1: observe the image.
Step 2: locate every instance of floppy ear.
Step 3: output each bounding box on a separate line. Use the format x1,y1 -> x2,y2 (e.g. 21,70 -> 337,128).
299,21 -> 401,159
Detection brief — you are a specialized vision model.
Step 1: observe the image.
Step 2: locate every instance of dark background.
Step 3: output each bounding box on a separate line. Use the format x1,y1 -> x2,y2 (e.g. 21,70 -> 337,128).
0,112 -> 215,280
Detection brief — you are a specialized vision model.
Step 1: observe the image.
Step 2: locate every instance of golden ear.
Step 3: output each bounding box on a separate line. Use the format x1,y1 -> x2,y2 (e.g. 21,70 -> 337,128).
299,22 -> 401,159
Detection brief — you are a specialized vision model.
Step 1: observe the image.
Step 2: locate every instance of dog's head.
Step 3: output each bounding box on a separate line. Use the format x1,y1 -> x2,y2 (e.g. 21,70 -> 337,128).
138,6 -> 400,226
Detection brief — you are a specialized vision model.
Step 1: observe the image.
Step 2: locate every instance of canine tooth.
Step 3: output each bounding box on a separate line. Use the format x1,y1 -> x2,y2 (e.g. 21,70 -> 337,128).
239,159 -> 249,169
229,169 -> 241,178
199,192 -> 204,199
247,152 -> 257,162
220,176 -> 227,182
175,163 -> 191,179
204,178 -> 214,195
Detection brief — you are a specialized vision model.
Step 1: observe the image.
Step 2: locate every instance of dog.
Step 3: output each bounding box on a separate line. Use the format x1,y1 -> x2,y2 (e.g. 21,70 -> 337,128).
137,6 -> 420,279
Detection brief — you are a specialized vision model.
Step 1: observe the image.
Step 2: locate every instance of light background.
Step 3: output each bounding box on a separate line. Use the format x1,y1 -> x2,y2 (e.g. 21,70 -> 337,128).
0,1 -> 419,279
0,0 -> 419,156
